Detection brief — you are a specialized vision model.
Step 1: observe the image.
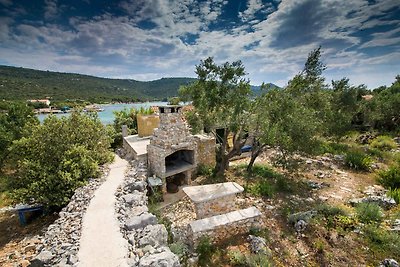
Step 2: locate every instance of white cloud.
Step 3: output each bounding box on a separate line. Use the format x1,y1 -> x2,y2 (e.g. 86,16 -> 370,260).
44,0 -> 58,20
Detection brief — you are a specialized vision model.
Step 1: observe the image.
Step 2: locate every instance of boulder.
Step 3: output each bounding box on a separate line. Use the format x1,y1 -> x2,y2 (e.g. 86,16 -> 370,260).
248,235 -> 269,255
123,193 -> 145,206
139,224 -> 168,248
379,259 -> 399,267
288,210 -> 317,224
295,220 -> 308,232
129,181 -> 147,192
125,213 -> 157,230
35,250 -> 53,264
138,251 -> 180,267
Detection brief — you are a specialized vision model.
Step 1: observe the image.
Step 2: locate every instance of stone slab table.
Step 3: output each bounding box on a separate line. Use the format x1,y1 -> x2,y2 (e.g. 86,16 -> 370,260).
183,182 -> 244,219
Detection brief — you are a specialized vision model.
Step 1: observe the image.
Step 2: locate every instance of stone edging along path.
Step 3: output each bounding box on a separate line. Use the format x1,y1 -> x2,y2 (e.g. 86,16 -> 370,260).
33,167 -> 110,266
115,158 -> 180,267
32,154 -> 180,267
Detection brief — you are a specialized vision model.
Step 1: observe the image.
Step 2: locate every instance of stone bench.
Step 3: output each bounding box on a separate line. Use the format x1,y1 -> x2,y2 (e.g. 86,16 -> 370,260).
183,182 -> 244,219
188,206 -> 262,246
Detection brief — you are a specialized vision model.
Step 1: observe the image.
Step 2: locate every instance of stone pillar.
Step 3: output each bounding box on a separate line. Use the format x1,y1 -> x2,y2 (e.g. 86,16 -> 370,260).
122,125 -> 128,137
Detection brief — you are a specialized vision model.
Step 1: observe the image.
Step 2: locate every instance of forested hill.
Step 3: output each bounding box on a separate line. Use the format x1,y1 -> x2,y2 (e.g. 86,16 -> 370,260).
0,65 -> 197,102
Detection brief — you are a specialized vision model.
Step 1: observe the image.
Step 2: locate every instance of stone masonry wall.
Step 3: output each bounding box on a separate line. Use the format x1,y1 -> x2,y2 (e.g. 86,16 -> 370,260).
194,194 -> 236,219
194,134 -> 216,168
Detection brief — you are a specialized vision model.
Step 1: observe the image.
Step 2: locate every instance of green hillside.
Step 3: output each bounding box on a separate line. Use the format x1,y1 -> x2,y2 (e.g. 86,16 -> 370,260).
0,65 -> 196,102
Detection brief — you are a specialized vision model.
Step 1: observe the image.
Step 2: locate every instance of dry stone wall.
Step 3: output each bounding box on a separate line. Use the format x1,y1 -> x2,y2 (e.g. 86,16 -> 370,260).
115,159 -> 181,267
193,194 -> 236,219
194,134 -> 216,168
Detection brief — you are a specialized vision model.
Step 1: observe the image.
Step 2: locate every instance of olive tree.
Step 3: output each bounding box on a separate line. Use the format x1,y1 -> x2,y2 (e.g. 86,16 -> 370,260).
180,57 -> 252,176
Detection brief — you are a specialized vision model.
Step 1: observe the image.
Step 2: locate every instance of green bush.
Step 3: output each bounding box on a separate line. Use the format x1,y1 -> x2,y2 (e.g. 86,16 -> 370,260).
246,254 -> 272,267
345,149 -> 372,171
245,181 -> 275,198
370,136 -> 397,151
334,215 -> 358,230
363,225 -> 400,258
8,112 -> 113,209
356,203 -> 383,224
251,164 -> 280,179
197,164 -> 214,176
196,236 -> 214,266
387,188 -> 400,204
228,250 -> 247,266
319,142 -> 349,155
317,204 -> 347,218
170,242 -> 189,264
378,165 -> 400,189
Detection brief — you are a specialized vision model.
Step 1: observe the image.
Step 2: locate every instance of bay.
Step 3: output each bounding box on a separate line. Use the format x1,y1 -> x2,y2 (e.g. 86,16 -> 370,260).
37,101 -> 168,124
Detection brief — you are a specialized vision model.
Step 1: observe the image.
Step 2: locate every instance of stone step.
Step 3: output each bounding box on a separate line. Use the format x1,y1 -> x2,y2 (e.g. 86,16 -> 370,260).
188,206 -> 262,246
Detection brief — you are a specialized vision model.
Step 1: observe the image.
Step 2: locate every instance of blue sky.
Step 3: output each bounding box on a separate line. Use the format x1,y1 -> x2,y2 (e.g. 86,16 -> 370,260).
0,0 -> 399,88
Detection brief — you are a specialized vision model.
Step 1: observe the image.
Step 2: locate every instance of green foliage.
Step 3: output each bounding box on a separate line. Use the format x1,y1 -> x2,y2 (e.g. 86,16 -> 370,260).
362,77 -> 400,131
246,254 -> 272,267
183,110 -> 203,134
363,225 -> 400,258
378,165 -> 400,189
250,164 -> 280,179
250,88 -> 321,170
370,135 -> 397,151
0,65 -> 196,102
180,57 -> 252,176
249,227 -> 270,241
169,242 -> 189,264
334,215 -> 358,231
8,112 -> 113,208
112,107 -> 153,147
196,236 -> 215,266
228,250 -> 271,267
0,102 -> 38,167
319,141 -> 350,155
244,181 -> 275,198
197,164 -> 214,176
317,204 -> 347,218
387,188 -> 400,204
356,203 -> 383,224
345,149 -> 372,171
228,250 -> 247,266
168,97 -> 181,105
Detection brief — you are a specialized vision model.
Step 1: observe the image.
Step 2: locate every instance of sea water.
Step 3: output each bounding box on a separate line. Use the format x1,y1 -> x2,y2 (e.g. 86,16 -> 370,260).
37,102 -> 168,124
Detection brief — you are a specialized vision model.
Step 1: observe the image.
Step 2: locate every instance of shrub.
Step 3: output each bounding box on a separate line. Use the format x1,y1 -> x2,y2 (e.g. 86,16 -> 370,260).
8,112 -> 113,209
317,204 -> 347,218
228,250 -> 246,266
245,181 -> 275,198
363,225 -> 400,258
196,236 -> 214,266
246,254 -> 272,267
370,136 -> 397,151
345,149 -> 372,171
334,215 -> 358,230
356,203 -> 383,224
197,164 -> 214,176
319,142 -> 349,155
251,164 -> 279,178
170,242 -> 189,264
378,165 -> 400,189
387,188 -> 400,204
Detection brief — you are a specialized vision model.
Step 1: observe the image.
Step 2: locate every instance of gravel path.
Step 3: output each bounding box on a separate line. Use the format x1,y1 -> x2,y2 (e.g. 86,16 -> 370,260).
78,155 -> 129,267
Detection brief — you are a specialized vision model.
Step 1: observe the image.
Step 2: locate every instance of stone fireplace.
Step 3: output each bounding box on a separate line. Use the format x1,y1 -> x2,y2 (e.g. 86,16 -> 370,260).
147,105 -> 197,193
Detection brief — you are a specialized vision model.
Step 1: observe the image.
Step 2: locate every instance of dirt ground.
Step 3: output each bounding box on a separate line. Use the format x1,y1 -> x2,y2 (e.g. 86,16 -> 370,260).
0,211 -> 58,266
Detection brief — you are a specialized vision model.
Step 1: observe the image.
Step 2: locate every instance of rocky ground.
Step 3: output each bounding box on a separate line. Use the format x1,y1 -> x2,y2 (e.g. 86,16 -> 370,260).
159,147 -> 400,266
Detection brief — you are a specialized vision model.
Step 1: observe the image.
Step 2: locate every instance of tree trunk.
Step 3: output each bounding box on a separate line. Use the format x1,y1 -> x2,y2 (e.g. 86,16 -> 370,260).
246,143 -> 266,172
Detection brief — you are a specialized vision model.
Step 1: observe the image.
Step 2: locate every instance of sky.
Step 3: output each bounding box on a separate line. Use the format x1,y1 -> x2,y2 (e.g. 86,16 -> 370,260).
0,0 -> 399,88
